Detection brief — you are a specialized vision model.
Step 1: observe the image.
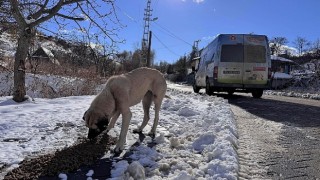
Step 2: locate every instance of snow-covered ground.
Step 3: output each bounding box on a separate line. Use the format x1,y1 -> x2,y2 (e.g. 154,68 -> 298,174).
0,75 -> 238,179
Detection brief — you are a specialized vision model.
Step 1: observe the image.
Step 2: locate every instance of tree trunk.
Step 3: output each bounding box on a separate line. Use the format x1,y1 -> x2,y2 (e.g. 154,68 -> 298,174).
13,29 -> 33,102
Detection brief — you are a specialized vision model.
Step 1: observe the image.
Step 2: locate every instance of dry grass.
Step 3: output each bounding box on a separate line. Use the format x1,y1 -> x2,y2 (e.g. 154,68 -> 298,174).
0,57 -> 109,98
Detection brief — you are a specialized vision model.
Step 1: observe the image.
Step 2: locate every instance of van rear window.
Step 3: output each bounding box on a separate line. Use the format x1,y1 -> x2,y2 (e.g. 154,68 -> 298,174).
221,44 -> 266,63
221,44 -> 244,62
245,45 -> 266,63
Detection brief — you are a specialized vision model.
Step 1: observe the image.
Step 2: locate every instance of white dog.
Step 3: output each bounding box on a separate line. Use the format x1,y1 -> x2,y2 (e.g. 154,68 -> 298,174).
83,67 -> 167,153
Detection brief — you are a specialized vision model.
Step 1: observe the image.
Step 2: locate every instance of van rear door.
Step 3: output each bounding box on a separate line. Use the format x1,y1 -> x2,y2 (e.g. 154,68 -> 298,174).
218,35 -> 244,85
243,35 -> 269,86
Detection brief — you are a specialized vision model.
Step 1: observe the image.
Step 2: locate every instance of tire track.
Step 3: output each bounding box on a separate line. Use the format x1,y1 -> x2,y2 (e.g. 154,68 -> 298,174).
231,104 -> 284,180
228,94 -> 320,180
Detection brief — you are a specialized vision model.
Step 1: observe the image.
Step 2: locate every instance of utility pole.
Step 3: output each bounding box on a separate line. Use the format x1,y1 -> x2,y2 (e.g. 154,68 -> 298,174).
141,0 -> 152,67
147,31 -> 152,67
193,40 -> 201,57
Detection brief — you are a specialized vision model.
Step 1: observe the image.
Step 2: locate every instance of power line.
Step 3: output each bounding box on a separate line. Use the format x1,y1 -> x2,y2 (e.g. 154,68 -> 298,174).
153,0 -> 160,14
154,21 -> 193,47
114,4 -> 142,25
153,32 -> 182,57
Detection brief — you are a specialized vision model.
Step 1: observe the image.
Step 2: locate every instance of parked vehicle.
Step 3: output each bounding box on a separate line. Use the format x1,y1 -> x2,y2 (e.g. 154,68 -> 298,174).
192,34 -> 271,98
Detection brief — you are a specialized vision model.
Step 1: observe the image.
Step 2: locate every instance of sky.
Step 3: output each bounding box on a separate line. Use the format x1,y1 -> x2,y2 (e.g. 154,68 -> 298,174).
0,72 -> 238,179
113,0 -> 320,64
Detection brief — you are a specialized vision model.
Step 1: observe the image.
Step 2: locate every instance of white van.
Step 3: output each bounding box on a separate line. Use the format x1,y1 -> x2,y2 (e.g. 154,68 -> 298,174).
192,34 -> 271,98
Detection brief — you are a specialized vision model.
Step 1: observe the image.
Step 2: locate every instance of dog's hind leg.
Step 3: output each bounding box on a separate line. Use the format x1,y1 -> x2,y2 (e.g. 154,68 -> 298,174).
148,95 -> 163,136
133,91 -> 152,133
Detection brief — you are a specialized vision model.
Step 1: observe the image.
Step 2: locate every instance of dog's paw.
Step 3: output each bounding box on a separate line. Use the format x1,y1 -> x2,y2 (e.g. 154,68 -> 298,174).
113,147 -> 123,156
147,131 -> 156,138
133,128 -> 142,134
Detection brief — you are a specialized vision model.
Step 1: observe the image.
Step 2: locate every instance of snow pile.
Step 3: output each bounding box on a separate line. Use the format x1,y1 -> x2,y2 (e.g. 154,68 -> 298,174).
267,71 -> 320,100
109,88 -> 239,179
265,90 -> 320,100
0,79 -> 239,179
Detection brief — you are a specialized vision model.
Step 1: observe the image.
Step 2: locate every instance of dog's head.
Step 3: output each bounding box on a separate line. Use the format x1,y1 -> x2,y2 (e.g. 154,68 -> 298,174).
83,109 -> 109,139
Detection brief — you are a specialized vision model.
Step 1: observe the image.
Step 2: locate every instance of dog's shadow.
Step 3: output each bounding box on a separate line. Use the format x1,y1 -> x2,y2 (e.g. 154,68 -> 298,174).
91,132 -> 157,179
113,132 -> 157,158
45,132 -> 159,179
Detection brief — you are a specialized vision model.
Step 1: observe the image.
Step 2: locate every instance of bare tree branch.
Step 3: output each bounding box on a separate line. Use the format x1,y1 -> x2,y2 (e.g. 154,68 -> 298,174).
29,0 -> 64,27
4,0 -> 124,102
29,0 -> 49,20
76,1 -> 115,45
56,13 -> 85,21
9,0 -> 27,26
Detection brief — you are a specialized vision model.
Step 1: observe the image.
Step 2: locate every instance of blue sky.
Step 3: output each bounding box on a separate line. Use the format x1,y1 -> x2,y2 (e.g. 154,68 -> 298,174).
113,0 -> 319,64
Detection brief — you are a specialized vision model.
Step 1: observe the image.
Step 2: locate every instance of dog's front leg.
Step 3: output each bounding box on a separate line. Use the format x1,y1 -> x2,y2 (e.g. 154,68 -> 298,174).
114,109 -> 132,154
107,111 -> 120,131
133,91 -> 152,133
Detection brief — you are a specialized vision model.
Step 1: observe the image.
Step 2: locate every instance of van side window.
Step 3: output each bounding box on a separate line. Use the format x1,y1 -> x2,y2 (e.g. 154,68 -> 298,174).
203,54 -> 207,63
221,44 -> 244,62
210,53 -> 215,62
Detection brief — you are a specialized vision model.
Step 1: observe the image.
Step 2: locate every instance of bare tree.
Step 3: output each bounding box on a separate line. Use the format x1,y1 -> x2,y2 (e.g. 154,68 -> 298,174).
0,0 -> 122,102
312,38 -> 320,57
269,37 -> 288,55
293,36 -> 311,56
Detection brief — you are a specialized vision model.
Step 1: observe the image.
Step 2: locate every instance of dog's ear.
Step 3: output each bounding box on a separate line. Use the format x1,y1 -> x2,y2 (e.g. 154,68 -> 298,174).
82,110 -> 87,121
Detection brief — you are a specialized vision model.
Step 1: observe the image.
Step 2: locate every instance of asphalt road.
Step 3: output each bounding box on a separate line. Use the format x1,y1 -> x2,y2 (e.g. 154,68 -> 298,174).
227,94 -> 320,180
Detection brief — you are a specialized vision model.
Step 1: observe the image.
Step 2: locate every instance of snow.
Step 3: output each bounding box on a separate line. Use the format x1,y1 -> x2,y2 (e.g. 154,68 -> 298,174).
86,169 -> 94,177
271,55 -> 294,63
0,74 -> 238,179
273,72 -> 293,79
0,32 -> 72,60
58,173 -> 68,180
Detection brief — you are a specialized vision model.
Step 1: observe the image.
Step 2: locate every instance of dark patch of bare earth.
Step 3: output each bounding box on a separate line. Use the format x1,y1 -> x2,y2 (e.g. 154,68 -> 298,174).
3,131 -> 117,180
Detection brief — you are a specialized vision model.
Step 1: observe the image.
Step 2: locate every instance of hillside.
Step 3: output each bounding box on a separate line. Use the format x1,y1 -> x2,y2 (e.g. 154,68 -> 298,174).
1,32 -> 319,99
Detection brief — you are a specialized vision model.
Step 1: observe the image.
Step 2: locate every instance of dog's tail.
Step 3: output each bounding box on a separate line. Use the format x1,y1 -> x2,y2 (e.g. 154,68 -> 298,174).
165,95 -> 171,99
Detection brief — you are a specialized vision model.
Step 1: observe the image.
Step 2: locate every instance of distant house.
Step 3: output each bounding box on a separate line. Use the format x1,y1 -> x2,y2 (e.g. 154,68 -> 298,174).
31,46 -> 60,65
271,55 -> 295,74
271,55 -> 296,89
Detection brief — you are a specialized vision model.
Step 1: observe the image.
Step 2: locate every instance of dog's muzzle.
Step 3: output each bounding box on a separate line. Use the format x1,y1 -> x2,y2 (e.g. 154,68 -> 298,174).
87,118 -> 109,139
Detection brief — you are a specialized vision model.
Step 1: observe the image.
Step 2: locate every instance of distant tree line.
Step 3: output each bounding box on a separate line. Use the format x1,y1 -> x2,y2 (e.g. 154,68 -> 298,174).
270,36 -> 320,64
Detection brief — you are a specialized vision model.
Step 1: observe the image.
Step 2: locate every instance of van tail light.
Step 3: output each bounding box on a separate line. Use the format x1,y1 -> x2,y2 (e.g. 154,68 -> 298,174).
214,66 -> 218,79
268,68 -> 272,79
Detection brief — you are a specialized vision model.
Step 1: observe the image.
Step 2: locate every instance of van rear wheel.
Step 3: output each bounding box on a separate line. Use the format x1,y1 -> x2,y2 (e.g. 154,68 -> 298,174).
227,90 -> 235,96
252,89 -> 263,98
205,79 -> 213,95
193,83 -> 200,93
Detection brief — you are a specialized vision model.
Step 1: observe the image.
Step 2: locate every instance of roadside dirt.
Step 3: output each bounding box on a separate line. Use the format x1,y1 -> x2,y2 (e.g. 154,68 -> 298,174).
228,94 -> 320,180
3,131 -> 116,180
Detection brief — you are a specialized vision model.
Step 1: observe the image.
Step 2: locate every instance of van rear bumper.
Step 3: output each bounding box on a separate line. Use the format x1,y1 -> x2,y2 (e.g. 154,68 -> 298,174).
209,78 -> 271,90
